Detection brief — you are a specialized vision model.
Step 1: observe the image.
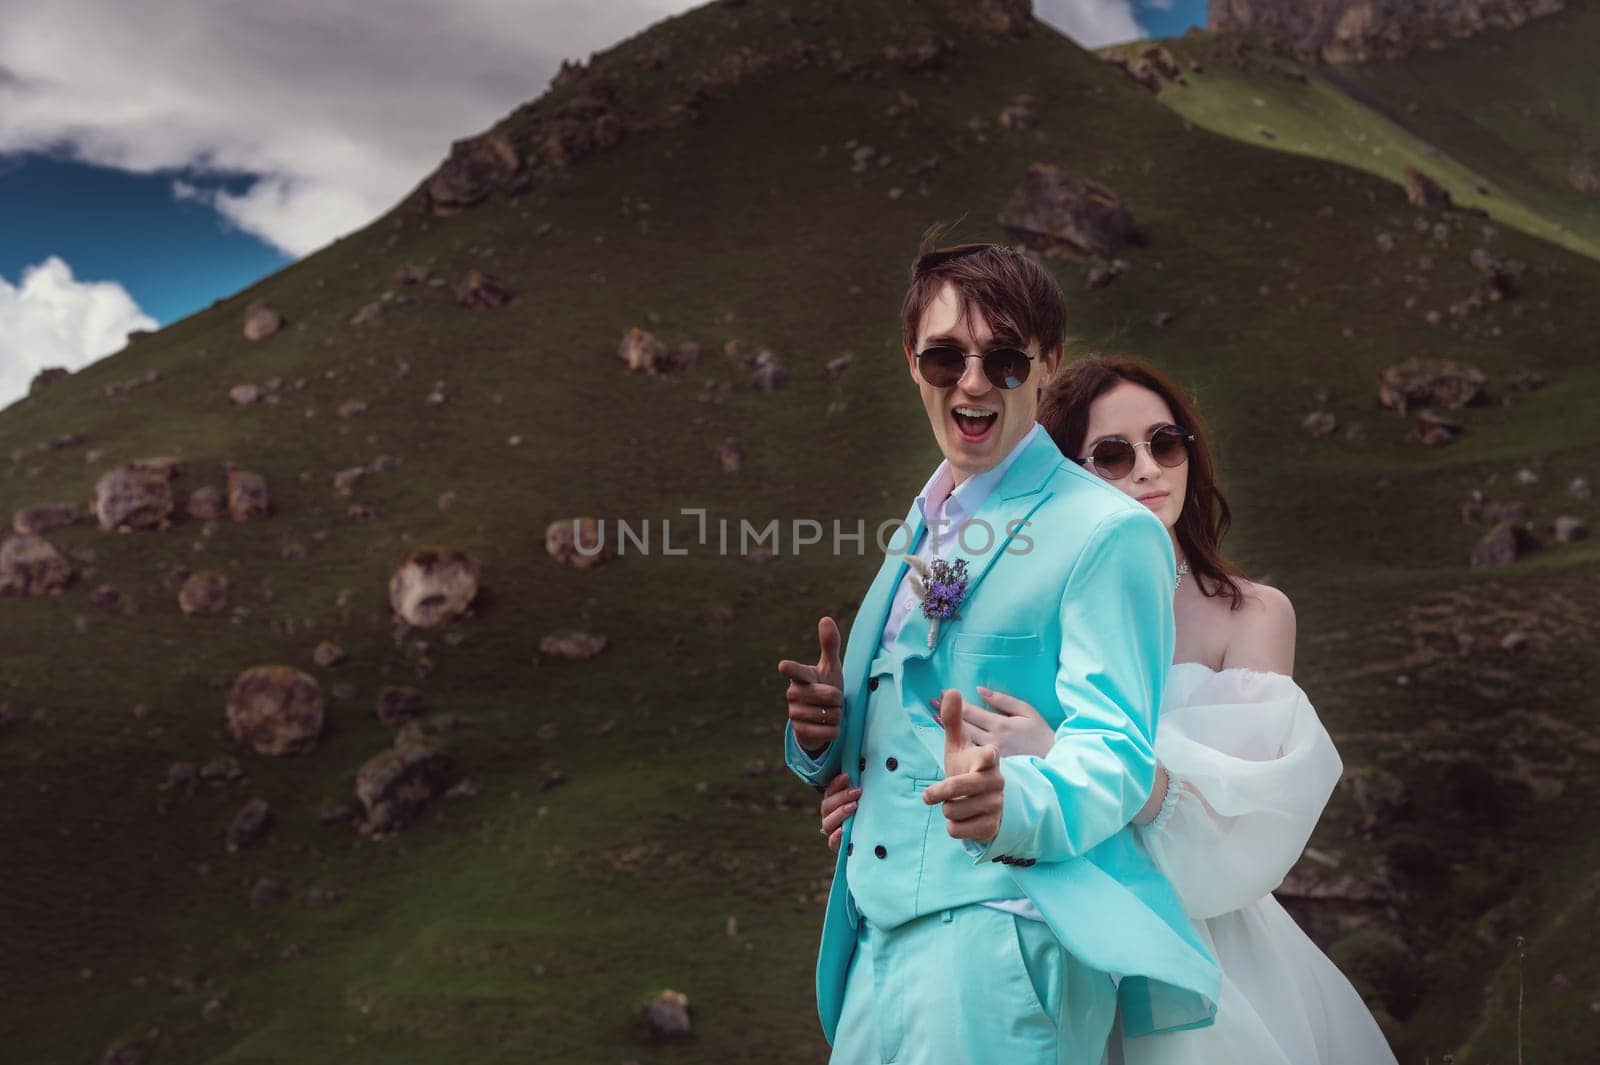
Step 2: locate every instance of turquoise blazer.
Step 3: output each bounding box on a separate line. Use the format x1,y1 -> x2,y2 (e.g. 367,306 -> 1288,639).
785,428 -> 1221,1042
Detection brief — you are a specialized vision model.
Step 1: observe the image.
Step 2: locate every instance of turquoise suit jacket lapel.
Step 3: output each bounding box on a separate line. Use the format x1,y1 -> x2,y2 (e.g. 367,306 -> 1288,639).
894,429 -> 1063,665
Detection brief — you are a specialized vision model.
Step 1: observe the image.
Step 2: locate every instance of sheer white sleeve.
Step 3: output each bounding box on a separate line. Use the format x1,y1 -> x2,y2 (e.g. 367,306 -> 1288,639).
1137,666 -> 1343,920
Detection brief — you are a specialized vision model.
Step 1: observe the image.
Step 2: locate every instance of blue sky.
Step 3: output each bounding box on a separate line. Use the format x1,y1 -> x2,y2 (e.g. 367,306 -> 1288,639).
0,0 -> 1206,410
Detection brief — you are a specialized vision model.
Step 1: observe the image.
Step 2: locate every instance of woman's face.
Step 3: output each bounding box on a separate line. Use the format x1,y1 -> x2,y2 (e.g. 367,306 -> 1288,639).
1079,380 -> 1189,531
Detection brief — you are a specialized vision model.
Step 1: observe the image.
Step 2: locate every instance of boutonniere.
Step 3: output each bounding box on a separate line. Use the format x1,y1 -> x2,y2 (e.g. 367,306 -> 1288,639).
905,555 -> 970,649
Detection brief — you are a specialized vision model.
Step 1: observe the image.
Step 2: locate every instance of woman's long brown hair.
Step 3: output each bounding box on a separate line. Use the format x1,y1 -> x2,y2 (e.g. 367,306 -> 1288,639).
1037,354 -> 1247,609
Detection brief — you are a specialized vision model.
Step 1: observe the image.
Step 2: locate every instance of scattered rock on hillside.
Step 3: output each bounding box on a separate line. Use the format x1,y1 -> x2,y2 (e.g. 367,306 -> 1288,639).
750,348 -> 788,391
12,503 -> 82,536
392,265 -> 430,287
353,733 -> 455,835
882,28 -> 953,72
186,486 -> 225,521
1568,477 -> 1591,501
1413,409 -> 1461,446
29,366 -> 71,395
242,301 -> 285,341
375,685 -> 427,726
455,269 -> 509,309
94,466 -> 174,530
717,437 -> 744,473
952,0 -> 1034,34
388,548 -> 480,627
425,130 -> 521,214
546,517 -> 614,568
1470,522 -> 1536,567
226,798 -> 273,852
179,569 -> 227,614
0,704 -> 18,735
226,468 -> 270,521
349,302 -> 382,327
248,878 -> 284,907
1104,44 -> 1183,91
1553,516 -> 1587,543
333,466 -> 366,495
539,630 -> 607,660
0,534 -> 75,596
997,94 -> 1036,129
312,641 -> 346,668
1085,258 -> 1128,289
1377,357 -> 1486,412
998,164 -> 1137,259
1570,162 -> 1600,195
226,666 -> 325,756
1302,411 -> 1337,437
644,989 -> 693,1040
228,384 -> 261,406
618,327 -> 671,373
1402,166 -> 1452,210
824,353 -> 853,377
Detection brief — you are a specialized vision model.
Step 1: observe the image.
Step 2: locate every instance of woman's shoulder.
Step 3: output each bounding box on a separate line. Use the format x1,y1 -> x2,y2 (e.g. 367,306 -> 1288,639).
1218,579 -> 1296,674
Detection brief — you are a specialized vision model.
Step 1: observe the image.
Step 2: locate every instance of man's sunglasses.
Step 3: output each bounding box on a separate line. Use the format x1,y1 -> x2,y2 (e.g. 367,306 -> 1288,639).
914,345 -> 1037,390
1076,425 -> 1194,481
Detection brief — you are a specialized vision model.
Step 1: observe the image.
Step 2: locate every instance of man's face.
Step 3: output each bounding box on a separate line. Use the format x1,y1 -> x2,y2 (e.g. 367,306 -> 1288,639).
904,282 -> 1059,485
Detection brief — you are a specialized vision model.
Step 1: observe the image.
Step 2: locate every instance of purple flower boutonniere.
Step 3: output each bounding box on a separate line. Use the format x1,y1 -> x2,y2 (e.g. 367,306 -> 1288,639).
905,555 -> 970,649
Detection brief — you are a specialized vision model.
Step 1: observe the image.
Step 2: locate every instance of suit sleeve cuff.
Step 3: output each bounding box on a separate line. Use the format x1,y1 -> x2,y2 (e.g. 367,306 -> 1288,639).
784,723 -> 838,787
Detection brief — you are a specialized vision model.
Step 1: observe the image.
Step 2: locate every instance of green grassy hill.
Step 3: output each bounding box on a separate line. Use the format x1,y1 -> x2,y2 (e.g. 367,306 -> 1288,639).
2,1 -> 1596,1062
1107,0 -> 1600,262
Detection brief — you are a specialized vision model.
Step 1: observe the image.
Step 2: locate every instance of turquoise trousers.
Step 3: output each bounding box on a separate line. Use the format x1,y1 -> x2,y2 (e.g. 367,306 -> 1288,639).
830,903 -> 1118,1065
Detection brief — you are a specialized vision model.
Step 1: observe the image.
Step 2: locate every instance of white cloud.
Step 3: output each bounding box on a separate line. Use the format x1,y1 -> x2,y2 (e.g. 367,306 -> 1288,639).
0,256 -> 158,412
0,1 -> 1155,259
1035,0 -> 1148,47
0,0 -> 697,257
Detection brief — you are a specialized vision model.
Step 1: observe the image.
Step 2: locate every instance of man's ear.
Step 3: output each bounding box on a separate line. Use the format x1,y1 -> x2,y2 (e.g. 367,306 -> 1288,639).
904,343 -> 919,378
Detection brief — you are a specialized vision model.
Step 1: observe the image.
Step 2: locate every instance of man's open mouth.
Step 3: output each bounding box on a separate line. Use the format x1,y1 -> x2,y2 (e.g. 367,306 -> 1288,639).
952,406 -> 997,442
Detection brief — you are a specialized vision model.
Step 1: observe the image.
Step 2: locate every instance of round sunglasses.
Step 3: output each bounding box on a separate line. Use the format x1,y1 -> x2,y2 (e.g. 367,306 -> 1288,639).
1076,425 -> 1194,481
914,345 -> 1036,390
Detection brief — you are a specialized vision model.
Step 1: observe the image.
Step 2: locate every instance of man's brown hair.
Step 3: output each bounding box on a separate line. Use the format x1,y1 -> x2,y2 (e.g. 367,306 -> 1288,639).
900,238 -> 1066,357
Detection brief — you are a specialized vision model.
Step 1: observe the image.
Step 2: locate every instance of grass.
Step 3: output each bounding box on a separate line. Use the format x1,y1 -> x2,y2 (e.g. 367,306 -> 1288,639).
2,1 -> 1597,1061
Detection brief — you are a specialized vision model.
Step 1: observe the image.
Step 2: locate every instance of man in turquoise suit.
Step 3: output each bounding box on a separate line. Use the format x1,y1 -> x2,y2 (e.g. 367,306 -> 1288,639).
781,242 -> 1220,1064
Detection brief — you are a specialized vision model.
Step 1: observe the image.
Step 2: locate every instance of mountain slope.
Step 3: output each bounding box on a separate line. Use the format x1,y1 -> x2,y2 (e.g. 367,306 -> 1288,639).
2,1 -> 1597,1062
1106,0 -> 1600,262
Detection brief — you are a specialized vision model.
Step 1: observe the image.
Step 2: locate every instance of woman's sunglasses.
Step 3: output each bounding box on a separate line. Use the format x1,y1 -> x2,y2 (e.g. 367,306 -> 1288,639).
1077,425 -> 1194,481
914,345 -> 1036,390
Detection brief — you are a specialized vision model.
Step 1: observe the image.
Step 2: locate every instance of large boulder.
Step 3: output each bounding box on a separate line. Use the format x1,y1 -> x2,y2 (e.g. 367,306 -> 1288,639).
388,548 -> 480,627
0,534 -> 74,596
998,165 -> 1137,258
425,130 -> 521,215
93,465 -> 174,530
225,666 -> 325,756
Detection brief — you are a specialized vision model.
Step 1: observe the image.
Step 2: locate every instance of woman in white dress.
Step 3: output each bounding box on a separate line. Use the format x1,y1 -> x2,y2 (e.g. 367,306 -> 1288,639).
817,354 -> 1397,1064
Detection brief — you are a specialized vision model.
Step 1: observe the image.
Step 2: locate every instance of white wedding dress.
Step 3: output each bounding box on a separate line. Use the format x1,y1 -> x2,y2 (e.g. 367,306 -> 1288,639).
1109,663 -> 1398,1065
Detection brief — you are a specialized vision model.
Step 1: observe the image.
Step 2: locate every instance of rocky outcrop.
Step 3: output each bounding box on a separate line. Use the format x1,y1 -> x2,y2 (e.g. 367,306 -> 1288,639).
998,165 -> 1137,259
1208,0 -> 1566,63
